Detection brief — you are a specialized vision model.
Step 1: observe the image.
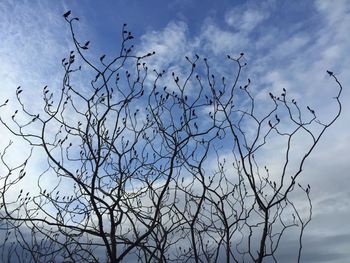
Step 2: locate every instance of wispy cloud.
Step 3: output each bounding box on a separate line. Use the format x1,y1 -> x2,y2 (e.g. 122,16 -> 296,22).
0,1 -> 79,209
225,3 -> 271,32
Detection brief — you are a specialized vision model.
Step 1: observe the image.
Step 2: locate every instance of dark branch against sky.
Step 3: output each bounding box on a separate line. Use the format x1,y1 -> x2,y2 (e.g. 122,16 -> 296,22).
0,0 -> 349,262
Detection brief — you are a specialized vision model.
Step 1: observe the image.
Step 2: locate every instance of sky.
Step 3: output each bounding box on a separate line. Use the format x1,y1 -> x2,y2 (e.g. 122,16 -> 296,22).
0,0 -> 349,262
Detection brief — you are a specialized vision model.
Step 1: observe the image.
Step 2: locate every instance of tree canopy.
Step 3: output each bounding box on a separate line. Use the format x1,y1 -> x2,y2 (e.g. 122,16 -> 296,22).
0,11 -> 343,263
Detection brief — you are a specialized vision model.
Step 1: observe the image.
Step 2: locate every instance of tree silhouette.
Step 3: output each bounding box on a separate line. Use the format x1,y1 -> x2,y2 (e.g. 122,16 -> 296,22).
0,11 -> 343,263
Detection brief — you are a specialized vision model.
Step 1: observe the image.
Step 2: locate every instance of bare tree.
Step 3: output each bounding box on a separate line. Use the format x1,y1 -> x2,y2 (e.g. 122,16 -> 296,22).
0,11 -> 342,263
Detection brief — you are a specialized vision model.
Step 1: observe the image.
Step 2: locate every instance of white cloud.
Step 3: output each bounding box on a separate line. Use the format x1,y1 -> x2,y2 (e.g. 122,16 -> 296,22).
196,23 -> 246,55
273,34 -> 310,58
137,21 -> 189,70
225,7 -> 269,32
315,0 -> 350,25
0,1 -> 83,215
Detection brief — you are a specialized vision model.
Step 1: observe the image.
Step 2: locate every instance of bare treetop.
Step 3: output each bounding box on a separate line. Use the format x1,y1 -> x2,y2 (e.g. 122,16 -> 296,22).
0,11 -> 342,263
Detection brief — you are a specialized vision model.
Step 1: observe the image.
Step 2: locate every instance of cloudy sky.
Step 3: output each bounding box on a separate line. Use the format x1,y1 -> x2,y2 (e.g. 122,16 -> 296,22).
0,0 -> 349,262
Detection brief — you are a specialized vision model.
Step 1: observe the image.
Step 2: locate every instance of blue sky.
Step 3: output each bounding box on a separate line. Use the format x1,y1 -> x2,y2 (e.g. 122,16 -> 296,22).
0,0 -> 349,262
